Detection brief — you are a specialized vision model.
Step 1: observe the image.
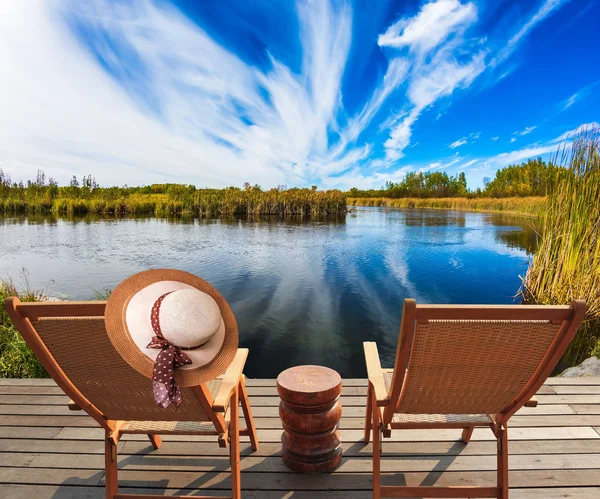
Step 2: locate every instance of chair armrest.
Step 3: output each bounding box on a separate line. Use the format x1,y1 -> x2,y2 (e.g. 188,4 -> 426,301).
524,396 -> 538,408
363,342 -> 389,405
67,399 -> 82,411
213,348 -> 248,412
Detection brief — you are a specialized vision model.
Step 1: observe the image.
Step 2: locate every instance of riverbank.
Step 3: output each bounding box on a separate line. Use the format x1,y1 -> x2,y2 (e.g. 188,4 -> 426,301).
348,196 -> 546,217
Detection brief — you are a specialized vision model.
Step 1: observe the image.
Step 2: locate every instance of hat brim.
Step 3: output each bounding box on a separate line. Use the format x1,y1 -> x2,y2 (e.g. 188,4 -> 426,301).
105,269 -> 238,387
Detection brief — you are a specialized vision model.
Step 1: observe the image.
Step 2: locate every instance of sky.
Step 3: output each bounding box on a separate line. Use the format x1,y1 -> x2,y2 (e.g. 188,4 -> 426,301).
0,0 -> 598,190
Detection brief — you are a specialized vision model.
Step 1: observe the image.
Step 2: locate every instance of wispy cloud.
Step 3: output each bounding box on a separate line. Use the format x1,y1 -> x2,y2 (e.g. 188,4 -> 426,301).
0,0 -> 357,186
449,138 -> 468,149
376,0 -> 485,161
0,0 -> 581,189
449,131 -> 480,149
493,0 -> 570,66
558,81 -> 599,112
510,137 -> 517,143
460,121 -> 599,186
514,126 -> 537,136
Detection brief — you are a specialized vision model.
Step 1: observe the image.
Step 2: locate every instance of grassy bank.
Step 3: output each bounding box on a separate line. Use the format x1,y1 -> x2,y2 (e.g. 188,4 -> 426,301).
349,196 -> 546,217
0,281 -> 47,378
0,183 -> 347,217
521,130 -> 600,369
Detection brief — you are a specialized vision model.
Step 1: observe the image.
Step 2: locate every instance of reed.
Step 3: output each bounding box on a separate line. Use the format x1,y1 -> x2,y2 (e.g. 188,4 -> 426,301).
521,129 -> 600,369
0,182 -> 348,217
349,196 -> 546,217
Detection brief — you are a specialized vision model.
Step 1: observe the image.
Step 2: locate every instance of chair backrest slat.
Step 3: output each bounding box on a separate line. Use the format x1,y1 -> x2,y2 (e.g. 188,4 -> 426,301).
384,299 -> 585,422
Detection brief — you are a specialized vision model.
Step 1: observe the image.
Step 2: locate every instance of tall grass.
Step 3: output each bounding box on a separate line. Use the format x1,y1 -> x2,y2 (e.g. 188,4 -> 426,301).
1,186 -> 348,217
521,129 -> 600,369
0,279 -> 47,378
349,196 -> 546,217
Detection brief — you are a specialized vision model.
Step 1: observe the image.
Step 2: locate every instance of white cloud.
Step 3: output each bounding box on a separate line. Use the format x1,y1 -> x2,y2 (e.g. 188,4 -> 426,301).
457,121 -> 599,187
0,0 -> 579,189
514,126 -> 537,136
376,1 -> 486,161
449,138 -> 467,149
378,0 -> 477,54
491,136 -> 499,141
510,137 -> 517,143
0,0 -> 357,187
558,82 -> 598,112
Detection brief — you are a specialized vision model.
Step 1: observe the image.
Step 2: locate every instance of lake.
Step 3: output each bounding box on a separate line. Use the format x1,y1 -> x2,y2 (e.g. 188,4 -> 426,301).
0,207 -> 537,378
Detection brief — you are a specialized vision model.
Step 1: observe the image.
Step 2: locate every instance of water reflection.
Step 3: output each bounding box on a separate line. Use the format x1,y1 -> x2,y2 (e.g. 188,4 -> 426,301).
0,207 -> 534,377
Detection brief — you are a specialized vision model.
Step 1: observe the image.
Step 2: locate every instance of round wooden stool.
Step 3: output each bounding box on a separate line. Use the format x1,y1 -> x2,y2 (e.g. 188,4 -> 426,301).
277,365 -> 342,473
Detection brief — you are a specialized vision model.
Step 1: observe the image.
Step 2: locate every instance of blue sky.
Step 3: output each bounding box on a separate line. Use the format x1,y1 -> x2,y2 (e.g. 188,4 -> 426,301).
0,0 -> 598,189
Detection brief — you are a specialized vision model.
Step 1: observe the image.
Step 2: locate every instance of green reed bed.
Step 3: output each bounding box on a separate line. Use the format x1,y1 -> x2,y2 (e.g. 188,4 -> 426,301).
349,196 -> 546,217
521,130 -> 600,368
0,280 -> 47,378
0,181 -> 348,217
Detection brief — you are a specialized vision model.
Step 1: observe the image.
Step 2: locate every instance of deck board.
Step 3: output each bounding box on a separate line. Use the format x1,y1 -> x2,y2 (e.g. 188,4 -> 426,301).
1,377 -> 599,497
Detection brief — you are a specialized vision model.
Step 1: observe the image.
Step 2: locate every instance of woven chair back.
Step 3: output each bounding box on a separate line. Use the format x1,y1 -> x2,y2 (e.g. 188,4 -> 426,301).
30,314 -> 212,422
395,318 -> 560,415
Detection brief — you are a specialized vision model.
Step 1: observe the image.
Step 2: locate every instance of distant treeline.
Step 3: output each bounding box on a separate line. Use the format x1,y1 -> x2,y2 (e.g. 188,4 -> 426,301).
0,171 -> 346,216
349,158 -> 565,198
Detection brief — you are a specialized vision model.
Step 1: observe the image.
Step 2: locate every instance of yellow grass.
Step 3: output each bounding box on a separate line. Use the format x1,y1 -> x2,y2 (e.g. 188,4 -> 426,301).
348,196 -> 546,216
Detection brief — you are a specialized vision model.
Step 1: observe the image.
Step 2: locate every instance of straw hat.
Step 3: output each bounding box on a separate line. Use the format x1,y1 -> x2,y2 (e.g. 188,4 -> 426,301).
105,269 -> 238,394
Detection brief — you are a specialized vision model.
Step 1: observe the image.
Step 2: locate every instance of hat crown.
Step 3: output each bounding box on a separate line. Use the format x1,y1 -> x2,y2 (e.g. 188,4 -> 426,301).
158,288 -> 222,348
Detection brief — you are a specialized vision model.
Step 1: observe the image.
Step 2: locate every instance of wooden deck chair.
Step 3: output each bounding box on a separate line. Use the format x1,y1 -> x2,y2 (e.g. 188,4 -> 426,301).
5,298 -> 259,499
363,298 -> 586,499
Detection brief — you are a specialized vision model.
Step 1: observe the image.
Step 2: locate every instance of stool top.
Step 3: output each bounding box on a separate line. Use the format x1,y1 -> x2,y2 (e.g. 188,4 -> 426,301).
277,365 -> 342,404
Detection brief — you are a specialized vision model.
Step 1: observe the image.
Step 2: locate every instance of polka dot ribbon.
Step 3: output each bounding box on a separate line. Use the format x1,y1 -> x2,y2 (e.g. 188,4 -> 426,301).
146,292 -> 206,408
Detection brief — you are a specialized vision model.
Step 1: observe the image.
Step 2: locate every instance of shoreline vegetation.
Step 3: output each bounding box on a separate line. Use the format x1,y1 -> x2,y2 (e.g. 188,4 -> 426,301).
0,182 -> 348,217
1,131 -> 599,377
349,196 -> 545,217
521,130 -> 600,370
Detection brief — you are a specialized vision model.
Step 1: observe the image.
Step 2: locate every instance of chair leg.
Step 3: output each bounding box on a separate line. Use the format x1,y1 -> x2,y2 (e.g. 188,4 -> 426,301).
104,434 -> 118,499
148,434 -> 162,450
364,384 -> 372,444
239,377 -> 259,452
372,387 -> 381,499
230,387 -> 241,499
461,426 -> 474,443
497,425 -> 509,499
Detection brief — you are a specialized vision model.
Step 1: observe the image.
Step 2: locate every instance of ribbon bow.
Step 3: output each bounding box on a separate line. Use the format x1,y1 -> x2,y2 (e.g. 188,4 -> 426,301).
147,292 -> 203,408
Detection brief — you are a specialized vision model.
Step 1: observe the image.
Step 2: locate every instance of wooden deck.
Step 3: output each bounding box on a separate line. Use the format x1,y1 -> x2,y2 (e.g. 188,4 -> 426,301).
1,378 -> 600,498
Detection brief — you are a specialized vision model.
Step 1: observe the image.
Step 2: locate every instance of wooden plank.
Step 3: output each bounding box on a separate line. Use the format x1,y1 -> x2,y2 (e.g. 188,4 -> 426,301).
535,395 -> 600,405
553,385 -> 600,394
0,486 -> 377,499
2,466 -> 600,489
46,425 -> 600,442
545,378 -> 600,385
12,451 -> 600,473
2,485 -> 599,499
571,405 -> 600,415
0,402 -> 577,418
3,437 -> 600,458
6,414 -> 600,430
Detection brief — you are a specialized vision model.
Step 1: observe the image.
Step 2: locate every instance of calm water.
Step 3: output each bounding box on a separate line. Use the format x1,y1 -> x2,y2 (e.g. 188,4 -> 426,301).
0,207 -> 537,378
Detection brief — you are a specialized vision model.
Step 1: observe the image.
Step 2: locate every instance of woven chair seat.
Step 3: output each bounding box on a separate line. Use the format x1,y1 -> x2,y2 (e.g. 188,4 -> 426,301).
122,420 -> 218,434
122,378 -> 223,434
383,371 -> 491,425
391,412 -> 492,424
